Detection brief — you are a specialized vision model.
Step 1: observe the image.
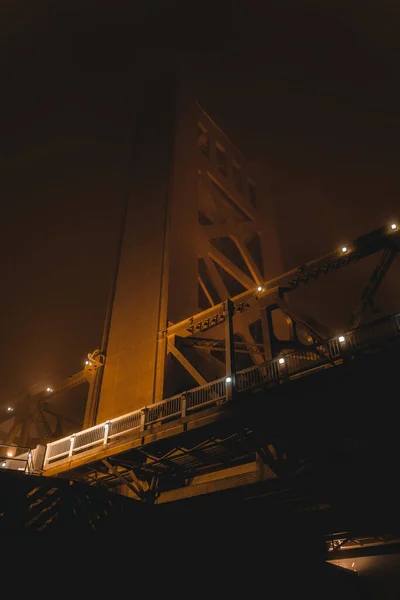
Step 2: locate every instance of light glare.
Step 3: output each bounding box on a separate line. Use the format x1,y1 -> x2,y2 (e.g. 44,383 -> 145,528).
226,376 -> 232,383
278,357 -> 285,364
338,335 -> 345,343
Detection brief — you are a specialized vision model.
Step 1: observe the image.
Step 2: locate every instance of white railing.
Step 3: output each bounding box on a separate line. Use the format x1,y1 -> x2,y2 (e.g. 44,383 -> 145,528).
45,437 -> 71,462
0,444 -> 34,473
236,312 -> 400,394
108,410 -> 142,440
43,311 -> 400,470
187,377 -> 226,411
236,359 -> 280,391
146,393 -> 184,425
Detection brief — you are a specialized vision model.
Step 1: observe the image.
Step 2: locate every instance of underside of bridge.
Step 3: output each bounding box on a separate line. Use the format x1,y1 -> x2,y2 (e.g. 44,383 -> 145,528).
27,218 -> 400,512
39,334 -> 400,512
1,341 -> 399,598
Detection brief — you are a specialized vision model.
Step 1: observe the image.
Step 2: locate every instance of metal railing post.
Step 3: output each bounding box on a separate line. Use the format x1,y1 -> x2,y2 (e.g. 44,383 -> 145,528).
25,451 -> 32,474
140,408 -> 147,432
224,299 -> 236,402
103,422 -> 110,445
181,393 -> 187,418
278,357 -> 289,383
69,435 -> 75,457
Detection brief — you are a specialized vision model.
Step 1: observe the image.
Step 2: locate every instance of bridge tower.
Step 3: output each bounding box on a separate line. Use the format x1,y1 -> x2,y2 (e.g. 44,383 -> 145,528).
87,79 -> 285,426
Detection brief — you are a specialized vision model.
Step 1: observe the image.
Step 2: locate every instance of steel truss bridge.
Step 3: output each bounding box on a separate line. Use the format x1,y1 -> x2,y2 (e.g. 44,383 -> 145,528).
42,310 -> 399,477
2,221 -> 400,545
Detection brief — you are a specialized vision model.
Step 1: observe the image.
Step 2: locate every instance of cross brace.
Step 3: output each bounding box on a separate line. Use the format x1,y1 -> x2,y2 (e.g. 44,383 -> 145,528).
166,225 -> 400,338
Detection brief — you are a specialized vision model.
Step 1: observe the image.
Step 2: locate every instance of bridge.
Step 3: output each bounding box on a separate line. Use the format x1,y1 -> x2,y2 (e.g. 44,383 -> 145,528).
2,219 -> 399,519
1,230 -> 399,600
1,95 -> 400,577
41,308 -> 400,490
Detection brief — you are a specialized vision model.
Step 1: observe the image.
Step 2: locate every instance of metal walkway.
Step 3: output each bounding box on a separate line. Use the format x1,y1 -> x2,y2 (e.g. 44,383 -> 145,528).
38,310 -> 400,482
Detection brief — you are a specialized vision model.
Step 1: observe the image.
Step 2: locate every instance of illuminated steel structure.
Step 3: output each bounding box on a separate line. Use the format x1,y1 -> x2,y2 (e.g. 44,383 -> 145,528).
0,351 -> 104,448
88,86 -> 285,427
39,221 -> 400,506
2,87 -> 400,509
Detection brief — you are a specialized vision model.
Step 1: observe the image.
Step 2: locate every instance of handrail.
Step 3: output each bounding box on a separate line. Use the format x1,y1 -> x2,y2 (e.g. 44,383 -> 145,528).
1,443 -> 34,473
43,312 -> 400,469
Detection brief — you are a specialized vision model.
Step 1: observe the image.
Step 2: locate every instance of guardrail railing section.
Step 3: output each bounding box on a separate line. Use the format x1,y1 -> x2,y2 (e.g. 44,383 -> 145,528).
108,409 -> 142,440
146,394 -> 184,426
73,423 -> 107,454
284,346 -> 330,377
44,437 -> 72,464
326,337 -> 343,359
348,313 -> 400,351
187,378 -> 226,411
236,312 -> 400,392
42,312 -> 400,470
236,359 -> 280,392
0,444 -> 33,472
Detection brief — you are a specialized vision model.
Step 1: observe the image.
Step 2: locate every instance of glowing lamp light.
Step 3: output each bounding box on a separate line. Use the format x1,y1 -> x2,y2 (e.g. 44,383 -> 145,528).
1,462 -> 6,468
257,286 -> 264,292
85,360 -> 89,365
46,387 -> 53,393
226,376 -> 232,383
390,223 -> 397,231
278,357 -> 285,365
341,246 -> 348,254
338,335 -> 346,343
7,407 -> 13,412
7,452 -> 12,457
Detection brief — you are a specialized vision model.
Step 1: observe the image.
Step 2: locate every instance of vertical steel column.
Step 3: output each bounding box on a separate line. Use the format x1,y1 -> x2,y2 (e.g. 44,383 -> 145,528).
69,435 -> 75,457
224,299 -> 236,402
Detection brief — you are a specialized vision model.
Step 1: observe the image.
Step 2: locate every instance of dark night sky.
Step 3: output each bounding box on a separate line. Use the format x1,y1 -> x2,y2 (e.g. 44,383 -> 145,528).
1,0 -> 399,406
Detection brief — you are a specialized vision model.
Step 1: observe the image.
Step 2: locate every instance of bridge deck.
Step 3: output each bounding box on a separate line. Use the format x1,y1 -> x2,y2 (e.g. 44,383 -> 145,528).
37,312 -> 400,499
